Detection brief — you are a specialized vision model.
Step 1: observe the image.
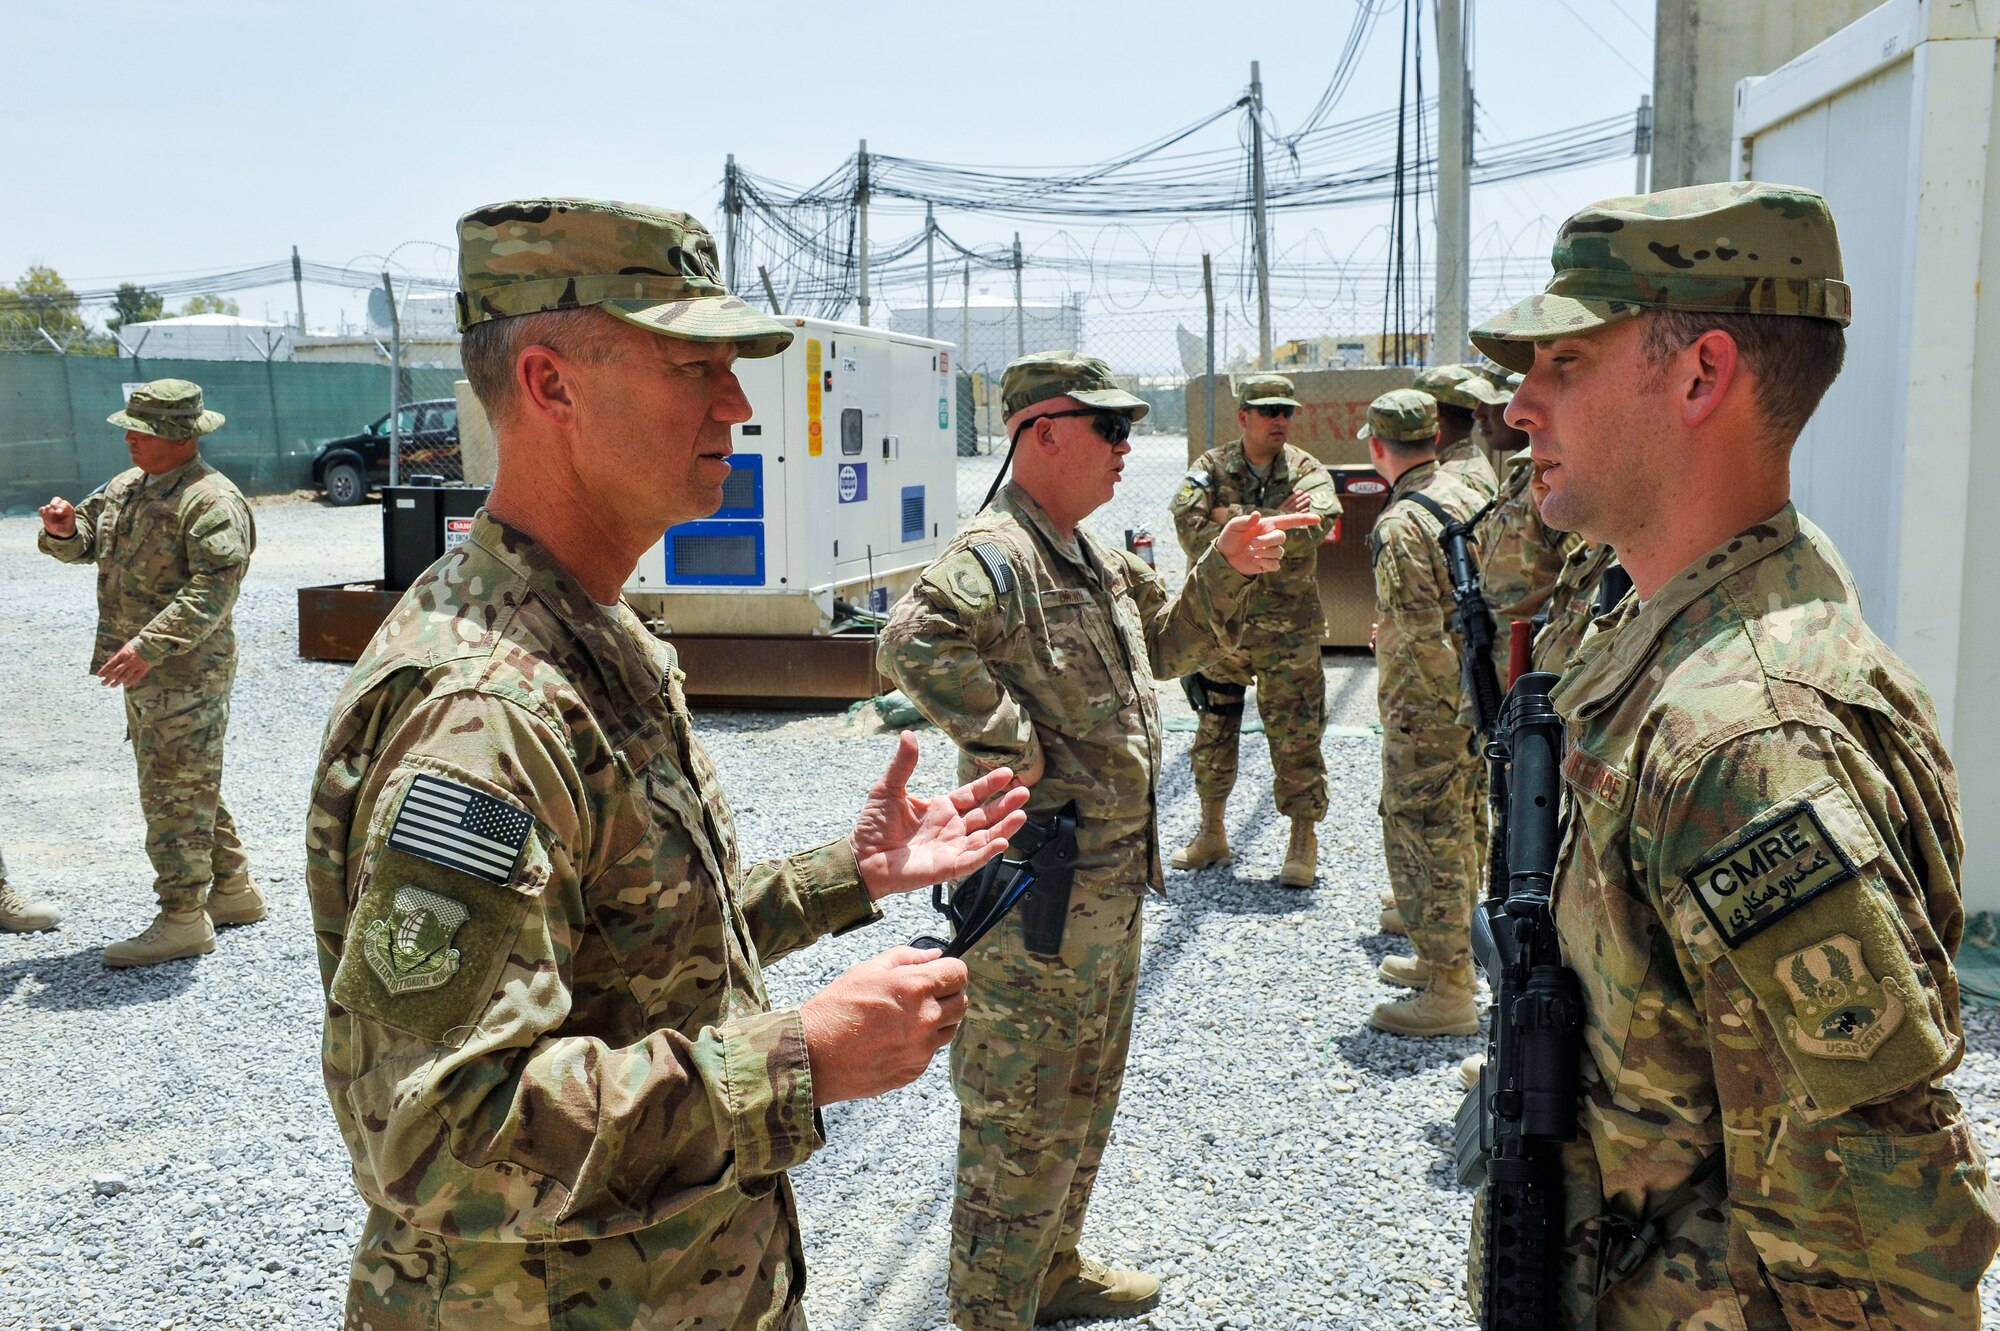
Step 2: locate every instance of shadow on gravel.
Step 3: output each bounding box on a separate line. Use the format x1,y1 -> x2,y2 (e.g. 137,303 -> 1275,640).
0,945 -> 200,1009
1323,1027 -> 1485,1086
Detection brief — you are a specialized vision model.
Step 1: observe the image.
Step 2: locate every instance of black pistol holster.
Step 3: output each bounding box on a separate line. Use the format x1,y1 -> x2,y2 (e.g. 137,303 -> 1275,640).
1180,673 -> 1245,718
911,801 -> 1080,960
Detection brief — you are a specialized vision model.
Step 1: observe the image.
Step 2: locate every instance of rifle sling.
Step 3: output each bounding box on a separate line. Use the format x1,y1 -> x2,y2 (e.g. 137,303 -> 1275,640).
1592,1147 -> 1727,1293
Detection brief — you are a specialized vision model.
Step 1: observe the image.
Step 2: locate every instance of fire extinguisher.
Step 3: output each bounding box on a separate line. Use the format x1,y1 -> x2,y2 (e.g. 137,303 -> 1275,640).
1124,527 -> 1157,568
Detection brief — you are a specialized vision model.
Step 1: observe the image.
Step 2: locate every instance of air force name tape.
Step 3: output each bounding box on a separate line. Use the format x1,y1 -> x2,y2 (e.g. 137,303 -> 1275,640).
389,774 -> 535,885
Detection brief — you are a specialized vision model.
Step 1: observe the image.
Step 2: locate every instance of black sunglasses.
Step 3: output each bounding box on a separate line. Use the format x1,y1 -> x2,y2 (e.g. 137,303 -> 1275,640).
1015,407 -> 1133,445
1252,404 -> 1296,419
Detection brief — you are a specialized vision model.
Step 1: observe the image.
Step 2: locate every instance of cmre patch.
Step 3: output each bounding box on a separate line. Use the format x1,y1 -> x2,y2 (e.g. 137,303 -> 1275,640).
1684,798 -> 1857,947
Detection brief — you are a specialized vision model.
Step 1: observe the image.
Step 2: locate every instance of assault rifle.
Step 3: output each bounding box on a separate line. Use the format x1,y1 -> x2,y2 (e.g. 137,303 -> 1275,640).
1455,671 -> 1584,1329
911,801 -> 1079,959
1404,494 -> 1503,739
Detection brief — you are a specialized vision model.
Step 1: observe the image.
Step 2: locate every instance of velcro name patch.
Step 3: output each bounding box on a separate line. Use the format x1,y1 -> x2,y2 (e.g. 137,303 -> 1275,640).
389,773 -> 534,884
1684,799 -> 1858,948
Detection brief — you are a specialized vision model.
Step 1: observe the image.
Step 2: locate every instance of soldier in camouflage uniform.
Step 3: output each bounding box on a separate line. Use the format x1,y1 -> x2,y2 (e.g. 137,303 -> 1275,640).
1411,363 -> 1500,503
1360,390 -> 1489,1035
1472,372 -> 1578,681
1471,181 -> 1998,1327
306,198 -> 1030,1331
879,352 -> 1312,1330
1531,536 -> 1620,676
0,847 -> 61,933
1166,372 -> 1340,887
38,380 -> 260,966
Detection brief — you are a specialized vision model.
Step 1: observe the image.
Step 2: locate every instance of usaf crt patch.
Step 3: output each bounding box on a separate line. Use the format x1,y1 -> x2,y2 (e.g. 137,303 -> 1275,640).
1774,933 -> 1906,1062
1684,799 -> 1858,948
389,773 -> 533,884
363,885 -> 468,994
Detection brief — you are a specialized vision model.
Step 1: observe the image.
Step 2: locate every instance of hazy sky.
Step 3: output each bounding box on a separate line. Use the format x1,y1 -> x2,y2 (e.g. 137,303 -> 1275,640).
4,0 -> 1653,337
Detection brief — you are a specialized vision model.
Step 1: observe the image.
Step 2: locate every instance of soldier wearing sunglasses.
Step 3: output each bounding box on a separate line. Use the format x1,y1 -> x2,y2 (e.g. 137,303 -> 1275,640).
880,351 -> 1315,1330
1167,373 -> 1339,887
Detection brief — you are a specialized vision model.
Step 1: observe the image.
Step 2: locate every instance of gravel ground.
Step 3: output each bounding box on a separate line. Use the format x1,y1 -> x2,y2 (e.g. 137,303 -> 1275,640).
3,457 -> 1999,1330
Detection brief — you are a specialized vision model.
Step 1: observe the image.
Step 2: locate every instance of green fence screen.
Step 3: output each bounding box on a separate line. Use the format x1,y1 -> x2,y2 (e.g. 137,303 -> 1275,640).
0,352 -> 396,511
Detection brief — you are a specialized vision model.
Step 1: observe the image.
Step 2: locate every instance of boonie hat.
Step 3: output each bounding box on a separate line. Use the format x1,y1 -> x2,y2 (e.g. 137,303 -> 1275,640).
1237,373 -> 1301,409
1357,389 -> 1438,444
1472,181 -> 1852,373
455,198 -> 793,357
1002,351 -> 1149,421
1413,363 -> 1505,411
108,379 -> 224,440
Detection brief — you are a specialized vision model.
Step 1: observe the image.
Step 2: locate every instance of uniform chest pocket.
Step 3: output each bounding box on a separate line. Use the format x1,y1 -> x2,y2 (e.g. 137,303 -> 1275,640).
1032,588 -> 1130,727
583,769 -> 743,1027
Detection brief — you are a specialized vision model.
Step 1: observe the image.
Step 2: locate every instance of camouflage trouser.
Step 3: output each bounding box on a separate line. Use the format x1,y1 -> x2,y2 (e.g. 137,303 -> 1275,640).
125,677 -> 247,912
1379,724 -> 1484,968
1189,636 -> 1328,820
949,889 -> 1143,1331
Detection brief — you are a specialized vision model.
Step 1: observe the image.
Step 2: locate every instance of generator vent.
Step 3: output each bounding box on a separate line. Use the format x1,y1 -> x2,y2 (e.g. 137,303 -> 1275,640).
901,486 -> 926,542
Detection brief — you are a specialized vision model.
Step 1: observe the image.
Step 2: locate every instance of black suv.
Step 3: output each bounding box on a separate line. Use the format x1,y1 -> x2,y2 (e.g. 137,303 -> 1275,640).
311,398 -> 460,505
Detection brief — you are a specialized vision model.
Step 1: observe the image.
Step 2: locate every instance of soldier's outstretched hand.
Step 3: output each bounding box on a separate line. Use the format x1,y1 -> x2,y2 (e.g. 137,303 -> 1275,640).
800,946 -> 969,1104
1217,510 -> 1320,576
40,496 -> 75,538
97,639 -> 152,688
852,730 -> 1030,900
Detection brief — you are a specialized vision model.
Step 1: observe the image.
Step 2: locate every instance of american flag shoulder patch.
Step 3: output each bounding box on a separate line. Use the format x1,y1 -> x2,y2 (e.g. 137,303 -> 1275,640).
388,774 -> 535,885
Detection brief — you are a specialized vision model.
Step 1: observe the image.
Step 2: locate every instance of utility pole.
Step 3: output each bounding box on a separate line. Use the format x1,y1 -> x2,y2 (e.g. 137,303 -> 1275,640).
724,154 -> 739,291
1435,0 -> 1471,364
382,272 -> 402,488
856,139 -> 871,327
291,245 -> 307,334
1248,60 -> 1273,370
1011,233 -> 1025,360
758,265 -> 781,314
1203,253 -> 1217,453
1635,94 -> 1654,193
960,260 -> 972,377
924,202 -> 936,340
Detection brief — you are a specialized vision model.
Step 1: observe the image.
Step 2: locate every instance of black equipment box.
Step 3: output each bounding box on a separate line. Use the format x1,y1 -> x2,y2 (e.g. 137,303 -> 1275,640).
381,479 -> 490,591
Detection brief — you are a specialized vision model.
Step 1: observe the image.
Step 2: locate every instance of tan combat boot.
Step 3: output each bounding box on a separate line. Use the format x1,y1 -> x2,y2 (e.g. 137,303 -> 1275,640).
103,908 -> 215,968
0,881 -> 61,932
1278,818 -> 1317,888
1368,963 -> 1479,1036
1460,1052 -> 1486,1091
1036,1250 -> 1161,1324
1377,953 -> 1432,988
1380,889 -> 1396,909
205,874 -> 267,927
1169,798 -> 1231,870
1378,905 -> 1408,936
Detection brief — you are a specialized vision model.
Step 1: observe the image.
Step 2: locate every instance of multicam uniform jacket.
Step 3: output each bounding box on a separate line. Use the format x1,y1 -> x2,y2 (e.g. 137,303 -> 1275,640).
877,482 -> 1250,894
1476,450 -> 1575,662
305,513 -> 878,1331
37,458 -> 255,689
1368,460 -> 1488,728
1436,433 -> 1498,505
1167,439 -> 1339,636
1547,505 -> 1999,1329
1532,539 -> 1620,676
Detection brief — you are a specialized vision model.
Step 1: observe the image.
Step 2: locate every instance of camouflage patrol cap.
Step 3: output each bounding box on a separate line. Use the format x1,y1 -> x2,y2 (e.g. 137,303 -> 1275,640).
1236,372 -> 1300,408
1413,363 -> 1504,411
1472,181 -> 1852,373
455,198 -> 793,357
1356,389 -> 1438,444
107,379 -> 224,440
1001,350 -> 1149,422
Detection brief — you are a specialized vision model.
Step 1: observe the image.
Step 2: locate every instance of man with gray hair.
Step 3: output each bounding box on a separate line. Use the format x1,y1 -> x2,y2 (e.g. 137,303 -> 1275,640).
306,198 -> 1030,1331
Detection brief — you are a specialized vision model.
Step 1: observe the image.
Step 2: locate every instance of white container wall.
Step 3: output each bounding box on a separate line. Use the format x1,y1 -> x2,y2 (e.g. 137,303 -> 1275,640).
1734,0 -> 2000,909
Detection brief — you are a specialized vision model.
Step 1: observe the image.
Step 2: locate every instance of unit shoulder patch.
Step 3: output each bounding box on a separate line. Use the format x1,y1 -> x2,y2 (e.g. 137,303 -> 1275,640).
1774,932 -> 1906,1062
363,885 -> 469,994
1683,798 -> 1858,948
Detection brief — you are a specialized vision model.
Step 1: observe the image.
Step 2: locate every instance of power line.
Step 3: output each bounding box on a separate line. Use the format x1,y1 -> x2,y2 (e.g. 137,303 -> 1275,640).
1551,0 -> 1650,81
